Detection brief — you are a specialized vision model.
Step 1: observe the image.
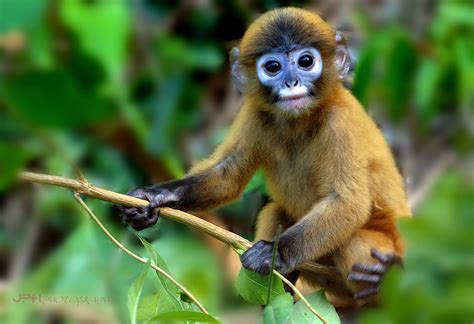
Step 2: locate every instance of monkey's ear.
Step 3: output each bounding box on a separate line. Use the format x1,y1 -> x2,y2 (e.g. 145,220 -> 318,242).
230,47 -> 246,92
334,31 -> 352,79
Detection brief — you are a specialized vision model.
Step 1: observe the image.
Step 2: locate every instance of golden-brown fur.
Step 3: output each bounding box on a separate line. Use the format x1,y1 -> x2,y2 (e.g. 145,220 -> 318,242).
186,8 -> 411,304
121,8 -> 412,306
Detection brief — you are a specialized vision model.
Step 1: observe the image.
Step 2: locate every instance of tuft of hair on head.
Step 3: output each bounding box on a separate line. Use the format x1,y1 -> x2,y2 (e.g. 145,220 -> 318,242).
238,7 -> 336,66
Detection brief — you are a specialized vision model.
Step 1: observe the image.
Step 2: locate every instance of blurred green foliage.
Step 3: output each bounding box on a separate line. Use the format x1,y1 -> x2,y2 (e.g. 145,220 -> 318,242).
0,0 -> 473,323
353,1 -> 473,127
362,172 -> 474,324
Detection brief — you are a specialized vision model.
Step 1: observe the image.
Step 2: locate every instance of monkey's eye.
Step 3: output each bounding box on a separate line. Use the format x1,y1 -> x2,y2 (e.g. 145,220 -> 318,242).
264,60 -> 281,74
298,54 -> 314,69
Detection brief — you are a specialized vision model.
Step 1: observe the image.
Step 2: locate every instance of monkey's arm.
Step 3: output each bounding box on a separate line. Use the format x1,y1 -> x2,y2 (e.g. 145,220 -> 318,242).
148,148 -> 258,211
119,108 -> 261,230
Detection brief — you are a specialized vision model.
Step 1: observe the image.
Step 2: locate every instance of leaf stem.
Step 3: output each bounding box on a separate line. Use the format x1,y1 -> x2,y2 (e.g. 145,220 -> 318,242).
266,225 -> 282,305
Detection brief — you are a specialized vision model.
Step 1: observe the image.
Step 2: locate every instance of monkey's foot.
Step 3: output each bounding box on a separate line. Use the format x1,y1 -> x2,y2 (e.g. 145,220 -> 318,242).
347,249 -> 402,300
240,240 -> 290,276
117,188 -> 160,231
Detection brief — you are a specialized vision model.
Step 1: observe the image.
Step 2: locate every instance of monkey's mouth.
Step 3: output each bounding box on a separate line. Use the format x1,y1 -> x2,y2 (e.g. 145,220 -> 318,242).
277,94 -> 313,111
279,94 -> 308,101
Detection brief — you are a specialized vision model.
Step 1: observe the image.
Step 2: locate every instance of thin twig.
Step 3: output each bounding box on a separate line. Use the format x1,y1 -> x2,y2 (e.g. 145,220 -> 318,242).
274,271 -> 327,324
408,151 -> 454,211
72,193 -> 209,315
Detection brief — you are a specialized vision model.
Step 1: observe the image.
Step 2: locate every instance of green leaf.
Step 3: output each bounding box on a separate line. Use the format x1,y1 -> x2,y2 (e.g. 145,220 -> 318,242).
414,59 -> 443,127
383,30 -> 417,122
149,310 -> 220,323
59,0 -> 131,81
137,236 -> 174,288
263,293 -> 294,324
136,290 -> 180,321
235,268 -> 285,305
352,34 -> 384,105
155,36 -> 223,73
0,143 -> 32,191
285,291 -> 340,324
1,70 -> 115,128
128,261 -> 151,324
27,22 -> 53,68
137,235 -> 183,310
151,234 -> 222,312
148,76 -> 185,155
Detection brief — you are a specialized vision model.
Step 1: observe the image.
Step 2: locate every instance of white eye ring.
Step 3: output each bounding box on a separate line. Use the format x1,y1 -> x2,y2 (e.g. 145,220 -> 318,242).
292,48 -> 322,76
257,54 -> 284,83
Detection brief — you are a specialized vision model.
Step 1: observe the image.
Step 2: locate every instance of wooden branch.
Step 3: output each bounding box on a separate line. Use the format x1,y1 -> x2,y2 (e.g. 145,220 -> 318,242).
18,171 -> 344,285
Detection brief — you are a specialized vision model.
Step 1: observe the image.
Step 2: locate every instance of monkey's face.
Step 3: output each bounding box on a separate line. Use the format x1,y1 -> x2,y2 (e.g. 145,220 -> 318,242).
256,46 -> 322,113
234,8 -> 343,116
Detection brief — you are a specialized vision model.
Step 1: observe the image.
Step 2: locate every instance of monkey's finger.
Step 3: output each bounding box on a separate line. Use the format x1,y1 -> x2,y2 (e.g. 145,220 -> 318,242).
353,287 -> 379,300
148,208 -> 160,220
145,210 -> 159,225
347,273 -> 380,284
241,245 -> 270,264
352,262 -> 386,275
136,206 -> 146,214
258,260 -> 272,276
130,220 -> 150,231
242,241 -> 272,258
122,207 -> 138,216
128,211 -> 159,231
240,242 -> 273,272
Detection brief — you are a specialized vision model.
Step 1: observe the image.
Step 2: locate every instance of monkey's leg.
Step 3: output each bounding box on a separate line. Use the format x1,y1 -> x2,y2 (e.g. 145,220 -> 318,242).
332,229 -> 401,303
243,203 -> 300,288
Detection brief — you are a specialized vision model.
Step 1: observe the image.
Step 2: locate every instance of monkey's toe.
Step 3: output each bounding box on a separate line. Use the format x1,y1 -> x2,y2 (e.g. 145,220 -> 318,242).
370,249 -> 402,266
347,269 -> 382,300
347,272 -> 380,284
353,287 -> 379,300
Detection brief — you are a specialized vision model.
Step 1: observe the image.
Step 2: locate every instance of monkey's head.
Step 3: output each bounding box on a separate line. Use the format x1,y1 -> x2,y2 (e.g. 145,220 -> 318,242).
231,8 -> 350,115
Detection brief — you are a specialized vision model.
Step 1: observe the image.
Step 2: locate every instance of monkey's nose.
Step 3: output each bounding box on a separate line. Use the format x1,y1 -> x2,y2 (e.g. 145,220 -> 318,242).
285,79 -> 299,88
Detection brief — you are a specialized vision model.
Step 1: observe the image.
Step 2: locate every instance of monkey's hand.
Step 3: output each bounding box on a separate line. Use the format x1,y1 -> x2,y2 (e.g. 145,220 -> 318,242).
118,186 -> 178,231
240,240 -> 291,276
348,248 -> 402,300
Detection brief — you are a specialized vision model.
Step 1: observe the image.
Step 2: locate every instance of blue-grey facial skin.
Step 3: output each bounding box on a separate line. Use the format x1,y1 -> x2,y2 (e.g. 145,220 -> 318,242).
256,47 -> 323,113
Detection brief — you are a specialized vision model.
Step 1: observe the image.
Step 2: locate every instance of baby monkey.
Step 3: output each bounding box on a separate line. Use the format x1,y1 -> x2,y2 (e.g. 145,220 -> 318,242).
118,8 -> 411,304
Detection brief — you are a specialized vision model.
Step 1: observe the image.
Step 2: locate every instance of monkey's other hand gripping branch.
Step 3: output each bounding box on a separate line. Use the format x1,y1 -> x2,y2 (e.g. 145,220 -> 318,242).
240,240 -> 292,275
117,186 -> 178,230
